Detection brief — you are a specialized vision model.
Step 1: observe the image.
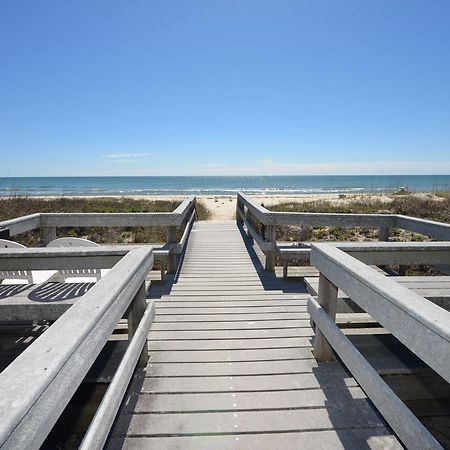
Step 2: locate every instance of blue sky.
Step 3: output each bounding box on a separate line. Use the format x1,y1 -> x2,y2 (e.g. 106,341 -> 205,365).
1,0 -> 449,176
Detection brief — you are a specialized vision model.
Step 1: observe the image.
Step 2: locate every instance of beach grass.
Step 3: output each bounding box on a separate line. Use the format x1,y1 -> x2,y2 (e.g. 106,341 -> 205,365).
265,192 -> 450,275
266,192 -> 450,243
0,196 -> 211,246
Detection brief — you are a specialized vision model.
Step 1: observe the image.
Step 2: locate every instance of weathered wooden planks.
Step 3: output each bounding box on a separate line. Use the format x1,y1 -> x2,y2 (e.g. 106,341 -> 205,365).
109,221 -> 401,449
107,428 -> 401,450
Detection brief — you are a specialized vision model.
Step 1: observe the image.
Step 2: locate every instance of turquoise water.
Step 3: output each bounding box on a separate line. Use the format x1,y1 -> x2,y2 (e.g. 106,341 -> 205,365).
0,175 -> 449,197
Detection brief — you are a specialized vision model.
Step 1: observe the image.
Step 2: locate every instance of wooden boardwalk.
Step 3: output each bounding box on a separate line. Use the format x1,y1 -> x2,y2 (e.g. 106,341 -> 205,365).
108,221 -> 402,449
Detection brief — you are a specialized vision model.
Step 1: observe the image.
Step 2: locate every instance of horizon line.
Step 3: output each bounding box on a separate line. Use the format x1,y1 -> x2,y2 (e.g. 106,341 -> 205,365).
1,174 -> 450,178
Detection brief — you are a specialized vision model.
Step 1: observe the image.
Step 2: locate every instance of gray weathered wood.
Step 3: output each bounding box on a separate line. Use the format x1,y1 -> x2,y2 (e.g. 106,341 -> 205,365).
267,210 -> 395,228
0,214 -> 41,237
308,296 -> 442,450
336,241 -> 450,265
313,274 -> 338,361
396,214 -> 450,240
80,302 -> 155,450
236,206 -> 272,251
0,246 -> 153,449
236,193 -> 450,276
110,220 -> 401,449
236,196 -> 244,224
127,282 -> 148,367
0,246 -> 150,271
41,226 -> 56,245
236,192 -> 271,224
264,224 -> 276,272
245,208 -> 253,241
378,227 -> 390,242
311,243 -> 450,384
166,226 -> 177,273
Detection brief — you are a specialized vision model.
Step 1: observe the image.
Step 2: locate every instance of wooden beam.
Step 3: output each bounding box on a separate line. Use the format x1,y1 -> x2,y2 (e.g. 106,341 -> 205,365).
41,226 -> 56,245
267,211 -> 395,228
378,227 -> 390,242
313,274 -> 338,361
126,282 -> 148,367
0,213 -> 41,236
166,226 -> 177,274
264,225 -> 276,272
79,302 -> 155,450
237,192 -> 270,224
0,246 -> 149,271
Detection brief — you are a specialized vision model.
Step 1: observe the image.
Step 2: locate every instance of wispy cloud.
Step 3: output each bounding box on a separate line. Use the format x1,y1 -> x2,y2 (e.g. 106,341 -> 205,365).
191,158 -> 450,176
102,153 -> 149,159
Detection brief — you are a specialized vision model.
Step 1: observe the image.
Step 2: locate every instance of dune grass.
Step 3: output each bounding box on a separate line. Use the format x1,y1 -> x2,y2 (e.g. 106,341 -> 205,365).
266,193 -> 450,243
0,196 -> 211,246
266,193 -> 450,275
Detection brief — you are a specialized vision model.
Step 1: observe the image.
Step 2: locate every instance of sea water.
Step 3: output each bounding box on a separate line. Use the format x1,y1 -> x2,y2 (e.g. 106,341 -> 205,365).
0,175 -> 449,197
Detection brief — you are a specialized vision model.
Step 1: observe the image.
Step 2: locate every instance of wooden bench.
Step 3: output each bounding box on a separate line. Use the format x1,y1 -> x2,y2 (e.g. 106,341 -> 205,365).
276,242 -> 311,279
277,242 -> 391,281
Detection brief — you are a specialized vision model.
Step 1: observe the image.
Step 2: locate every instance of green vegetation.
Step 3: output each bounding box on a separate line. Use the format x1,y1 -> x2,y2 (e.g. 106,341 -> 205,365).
267,193 -> 450,243
266,193 -> 450,274
434,190 -> 450,200
270,194 -> 450,222
0,196 -> 211,246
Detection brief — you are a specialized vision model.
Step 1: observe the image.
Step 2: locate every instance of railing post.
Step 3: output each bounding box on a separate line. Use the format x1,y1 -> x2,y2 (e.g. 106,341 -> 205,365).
314,273 -> 338,361
378,227 -> 390,270
379,227 -> 390,242
245,208 -> 253,242
166,226 -> 177,273
264,225 -> 276,272
42,226 -> 56,246
127,282 -> 148,367
236,196 -> 244,224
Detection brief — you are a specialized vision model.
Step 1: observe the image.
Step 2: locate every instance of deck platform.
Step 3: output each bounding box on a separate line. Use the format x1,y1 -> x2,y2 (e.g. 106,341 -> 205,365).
108,221 -> 402,449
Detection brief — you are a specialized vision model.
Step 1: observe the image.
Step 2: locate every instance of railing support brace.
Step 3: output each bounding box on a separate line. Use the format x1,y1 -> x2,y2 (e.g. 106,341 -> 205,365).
236,198 -> 244,224
166,226 -> 177,273
379,227 -> 390,242
313,274 -> 338,361
245,208 -> 254,242
42,226 -> 56,246
127,282 -> 148,367
264,225 -> 276,272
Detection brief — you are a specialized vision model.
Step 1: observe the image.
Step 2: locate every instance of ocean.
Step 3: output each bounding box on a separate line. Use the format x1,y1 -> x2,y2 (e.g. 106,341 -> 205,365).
0,175 -> 449,197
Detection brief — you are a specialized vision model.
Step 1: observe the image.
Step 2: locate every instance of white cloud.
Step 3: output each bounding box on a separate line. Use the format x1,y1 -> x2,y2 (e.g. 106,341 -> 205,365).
102,153 -> 149,159
189,158 -> 450,176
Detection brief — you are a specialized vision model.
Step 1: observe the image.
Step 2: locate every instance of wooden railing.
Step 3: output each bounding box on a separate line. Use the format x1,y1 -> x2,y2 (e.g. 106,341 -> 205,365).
0,246 -> 155,449
308,241 -> 450,450
0,195 -> 197,275
236,192 -> 450,272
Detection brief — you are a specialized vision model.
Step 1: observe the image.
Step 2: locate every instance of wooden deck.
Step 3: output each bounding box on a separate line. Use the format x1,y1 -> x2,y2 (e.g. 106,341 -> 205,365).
108,221 -> 401,449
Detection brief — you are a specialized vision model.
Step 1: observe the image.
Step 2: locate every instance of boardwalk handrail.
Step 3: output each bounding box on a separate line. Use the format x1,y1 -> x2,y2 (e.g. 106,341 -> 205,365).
0,195 -> 196,275
307,241 -> 450,449
0,246 -> 154,449
334,241 -> 450,265
236,192 -> 450,271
